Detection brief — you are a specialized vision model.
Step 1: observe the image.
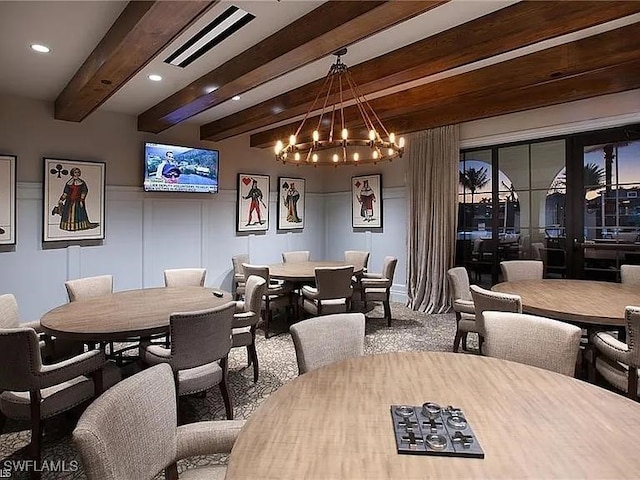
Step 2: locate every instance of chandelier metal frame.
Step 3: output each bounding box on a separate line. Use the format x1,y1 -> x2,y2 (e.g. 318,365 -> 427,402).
274,48 -> 404,167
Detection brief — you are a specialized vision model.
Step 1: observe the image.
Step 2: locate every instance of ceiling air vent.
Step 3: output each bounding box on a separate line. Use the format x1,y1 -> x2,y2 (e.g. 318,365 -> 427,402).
165,6 -> 255,68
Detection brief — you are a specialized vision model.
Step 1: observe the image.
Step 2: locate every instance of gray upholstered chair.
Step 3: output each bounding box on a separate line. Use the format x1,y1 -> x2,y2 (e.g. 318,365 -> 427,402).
163,268 -> 206,287
232,253 -> 250,300
500,260 -> 543,282
0,327 -> 118,469
345,250 -> 370,301
282,250 -> 310,263
483,311 -> 581,376
290,313 -> 365,375
592,306 -> 640,399
232,275 -> 267,382
446,267 -> 475,353
468,284 -> 522,353
301,265 -> 354,317
361,256 -> 398,327
73,363 -> 245,480
242,263 -> 291,338
65,274 -> 113,302
140,302 -> 236,419
620,264 -> 640,286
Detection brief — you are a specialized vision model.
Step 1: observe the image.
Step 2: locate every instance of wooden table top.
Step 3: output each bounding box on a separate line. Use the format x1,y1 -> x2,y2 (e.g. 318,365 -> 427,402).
492,279 -> 640,327
227,352 -> 640,479
268,261 -> 362,281
40,287 -> 233,341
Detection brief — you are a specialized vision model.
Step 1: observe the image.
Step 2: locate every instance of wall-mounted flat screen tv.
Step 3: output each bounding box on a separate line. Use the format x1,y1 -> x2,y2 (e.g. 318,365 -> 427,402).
143,142 -> 219,193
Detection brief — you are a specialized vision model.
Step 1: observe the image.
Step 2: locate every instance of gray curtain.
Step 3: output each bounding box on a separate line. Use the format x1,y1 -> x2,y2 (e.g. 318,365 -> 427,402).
406,125 -> 460,313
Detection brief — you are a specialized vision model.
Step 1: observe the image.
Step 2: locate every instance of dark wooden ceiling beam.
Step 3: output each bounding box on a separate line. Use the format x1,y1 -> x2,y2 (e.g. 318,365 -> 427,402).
54,1 -> 216,122
203,1 -> 640,142
137,1 -> 446,133
250,22 -> 640,148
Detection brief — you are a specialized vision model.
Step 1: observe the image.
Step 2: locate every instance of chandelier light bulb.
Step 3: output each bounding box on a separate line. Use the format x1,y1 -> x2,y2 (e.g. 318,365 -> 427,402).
289,134 -> 296,145
373,150 -> 379,159
341,128 -> 348,140
388,148 -> 394,155
369,129 -> 376,142
332,153 -> 339,163
389,133 -> 395,144
353,152 -> 359,162
313,130 -> 320,142
295,152 -> 301,161
399,137 -> 405,148
312,153 -> 318,163
275,140 -> 283,154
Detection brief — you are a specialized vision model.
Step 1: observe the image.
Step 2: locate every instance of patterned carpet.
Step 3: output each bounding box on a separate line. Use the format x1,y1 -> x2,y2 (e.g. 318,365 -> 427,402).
0,303 -> 459,479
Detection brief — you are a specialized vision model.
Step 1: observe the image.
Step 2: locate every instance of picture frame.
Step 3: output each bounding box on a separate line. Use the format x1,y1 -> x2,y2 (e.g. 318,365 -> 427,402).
43,158 -> 106,242
352,174 -> 382,228
0,155 -> 17,246
277,177 -> 305,230
237,173 -> 270,232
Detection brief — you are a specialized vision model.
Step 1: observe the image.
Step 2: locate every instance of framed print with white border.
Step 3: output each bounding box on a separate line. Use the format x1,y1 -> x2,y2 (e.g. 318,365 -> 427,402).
0,155 -> 17,245
237,173 -> 270,232
352,174 -> 382,228
278,177 -> 305,230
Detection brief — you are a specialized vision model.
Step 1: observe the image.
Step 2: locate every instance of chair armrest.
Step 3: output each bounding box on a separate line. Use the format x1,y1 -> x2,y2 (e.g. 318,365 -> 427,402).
176,420 -> 246,460
301,285 -> 319,300
361,278 -> 390,289
37,349 -> 106,390
140,344 -> 172,367
453,299 -> 475,314
21,320 -> 43,333
233,311 -> 257,329
592,332 -> 631,365
363,272 -> 382,280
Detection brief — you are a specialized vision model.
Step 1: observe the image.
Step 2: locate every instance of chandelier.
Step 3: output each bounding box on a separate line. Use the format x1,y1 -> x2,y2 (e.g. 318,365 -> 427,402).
274,48 -> 404,167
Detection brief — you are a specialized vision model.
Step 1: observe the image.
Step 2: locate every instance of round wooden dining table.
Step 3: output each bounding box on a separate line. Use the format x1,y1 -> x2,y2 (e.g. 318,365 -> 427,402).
268,260 -> 363,282
492,279 -> 640,329
226,352 -> 640,479
40,287 -> 234,342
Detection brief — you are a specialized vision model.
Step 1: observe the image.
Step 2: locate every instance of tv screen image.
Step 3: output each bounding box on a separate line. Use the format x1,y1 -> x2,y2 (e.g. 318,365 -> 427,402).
143,142 -> 219,193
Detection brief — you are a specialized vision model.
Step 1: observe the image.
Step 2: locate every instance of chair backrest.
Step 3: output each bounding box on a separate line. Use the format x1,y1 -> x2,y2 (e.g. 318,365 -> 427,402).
73,363 -> 177,480
0,327 -> 44,391
500,260 -> 543,282
621,264 -> 640,286
621,306 -> 640,369
242,264 -> 270,285
381,256 -> 398,285
447,267 -> 472,302
65,275 -> 113,302
169,302 -> 236,371
163,268 -> 206,287
0,293 -> 19,329
282,251 -> 310,263
232,254 -> 250,281
470,284 -> 522,336
483,311 -> 581,377
314,266 -> 354,300
290,313 -> 365,375
242,275 -> 267,315
344,251 -> 370,271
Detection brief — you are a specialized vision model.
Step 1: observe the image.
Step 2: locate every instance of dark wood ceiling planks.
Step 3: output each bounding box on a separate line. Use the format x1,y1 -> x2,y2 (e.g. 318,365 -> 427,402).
137,0 -> 445,134
54,1 -> 216,122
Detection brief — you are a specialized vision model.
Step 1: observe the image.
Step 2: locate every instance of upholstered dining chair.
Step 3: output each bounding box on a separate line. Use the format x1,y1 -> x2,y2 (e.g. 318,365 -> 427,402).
468,285 -> 522,354
232,253 -> 249,300
242,263 -> 291,338
301,265 -> 354,317
0,327 -> 119,472
232,275 -> 267,382
591,306 -> 640,400
344,250 -> 370,301
163,268 -> 206,287
282,250 -> 310,263
499,260 -> 543,282
446,267 -> 475,353
361,256 -> 398,327
290,313 -> 365,375
64,274 -> 113,302
140,302 -> 236,419
483,311 -> 582,377
73,363 -> 245,480
620,264 -> 640,286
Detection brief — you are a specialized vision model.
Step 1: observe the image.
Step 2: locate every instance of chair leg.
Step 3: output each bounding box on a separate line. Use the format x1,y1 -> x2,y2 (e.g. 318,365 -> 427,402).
264,297 -> 271,339
29,390 -> 42,479
462,332 -> 469,351
478,335 -> 485,355
219,357 -> 233,419
0,409 -> 6,435
453,330 -> 463,353
165,463 -> 179,480
628,367 -> 638,400
248,343 -> 259,383
384,299 -> 392,327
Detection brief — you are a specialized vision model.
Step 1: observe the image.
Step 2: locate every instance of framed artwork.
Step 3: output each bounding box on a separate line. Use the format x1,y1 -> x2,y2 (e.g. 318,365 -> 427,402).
352,174 -> 382,228
0,155 -> 17,245
277,177 -> 305,230
43,158 -> 106,242
237,173 -> 270,232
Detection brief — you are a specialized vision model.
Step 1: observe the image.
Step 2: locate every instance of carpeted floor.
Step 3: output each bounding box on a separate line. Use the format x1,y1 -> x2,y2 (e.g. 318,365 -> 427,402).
0,303 -> 461,479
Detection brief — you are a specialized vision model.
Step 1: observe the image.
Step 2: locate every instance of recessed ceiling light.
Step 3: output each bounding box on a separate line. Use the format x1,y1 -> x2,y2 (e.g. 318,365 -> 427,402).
31,44 -> 50,53
232,95 -> 241,101
148,74 -> 162,82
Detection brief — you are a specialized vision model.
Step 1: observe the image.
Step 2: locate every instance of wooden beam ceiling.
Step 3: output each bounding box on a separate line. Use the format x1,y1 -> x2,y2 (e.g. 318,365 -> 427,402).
203,1 -> 640,142
137,0 -> 445,134
54,1 -> 215,122
250,22 -> 640,148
